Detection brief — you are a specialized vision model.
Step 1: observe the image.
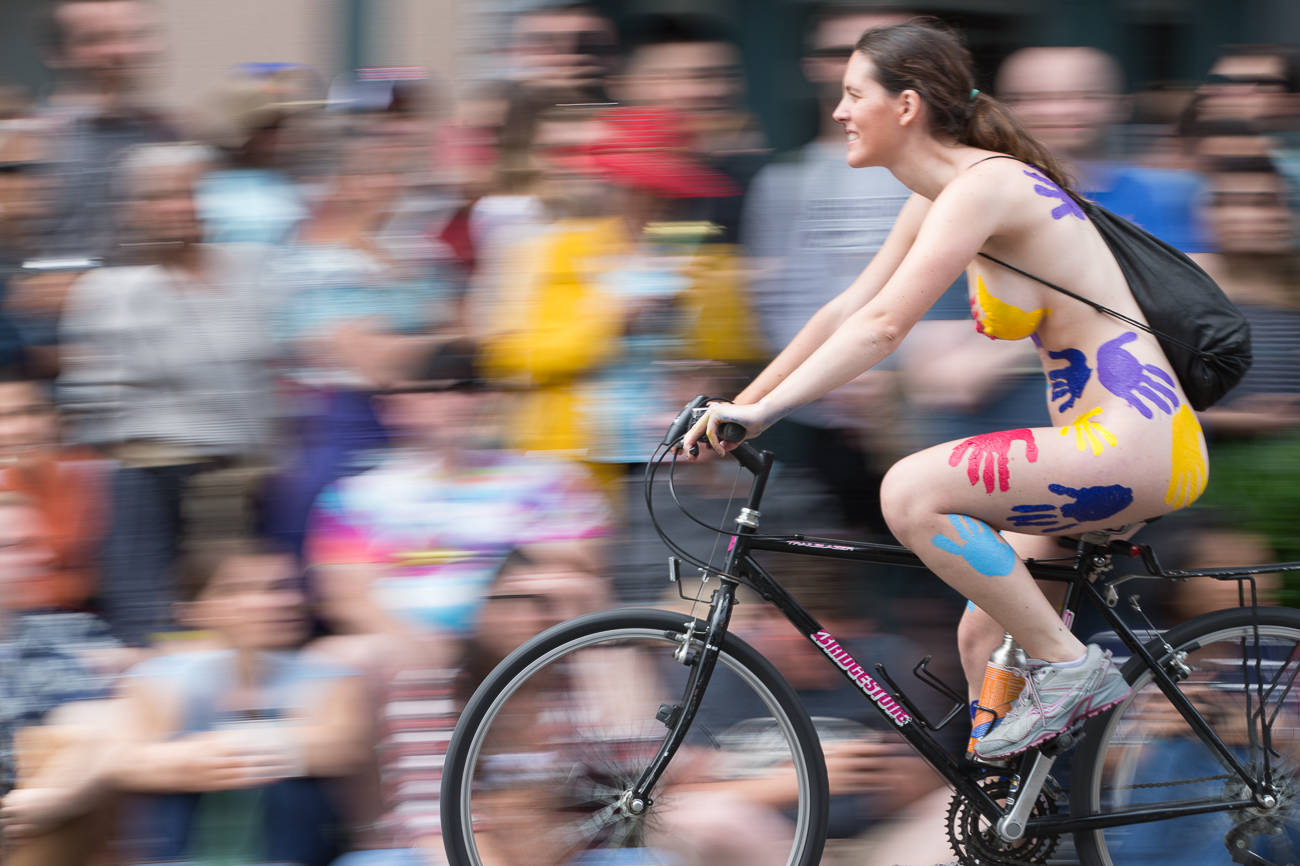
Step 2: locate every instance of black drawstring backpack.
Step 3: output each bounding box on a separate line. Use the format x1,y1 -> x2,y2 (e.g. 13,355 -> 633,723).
979,196 -> 1252,411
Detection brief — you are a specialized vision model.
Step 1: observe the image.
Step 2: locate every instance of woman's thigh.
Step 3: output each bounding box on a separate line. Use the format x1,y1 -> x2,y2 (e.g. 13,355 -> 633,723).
880,418 -> 1191,540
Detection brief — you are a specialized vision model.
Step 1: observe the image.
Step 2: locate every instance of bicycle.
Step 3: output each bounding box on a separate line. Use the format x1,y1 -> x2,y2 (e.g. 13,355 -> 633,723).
441,395 -> 1300,866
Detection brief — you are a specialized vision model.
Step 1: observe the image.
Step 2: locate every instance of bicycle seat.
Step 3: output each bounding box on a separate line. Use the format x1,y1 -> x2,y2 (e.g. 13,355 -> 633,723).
1054,520 -> 1154,550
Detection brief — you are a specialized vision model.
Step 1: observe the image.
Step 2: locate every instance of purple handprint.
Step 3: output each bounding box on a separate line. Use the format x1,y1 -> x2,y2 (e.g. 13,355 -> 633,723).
1097,331 -> 1179,419
1025,170 -> 1085,221
948,429 -> 1039,493
1007,482 -> 1134,533
1047,347 -> 1090,413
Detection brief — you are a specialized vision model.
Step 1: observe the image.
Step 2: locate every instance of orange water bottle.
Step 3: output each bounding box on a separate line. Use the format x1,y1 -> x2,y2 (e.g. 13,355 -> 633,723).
967,632 -> 1028,758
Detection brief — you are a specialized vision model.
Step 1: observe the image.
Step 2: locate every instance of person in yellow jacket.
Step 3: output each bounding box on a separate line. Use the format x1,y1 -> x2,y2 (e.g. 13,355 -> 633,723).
481,107 -> 765,485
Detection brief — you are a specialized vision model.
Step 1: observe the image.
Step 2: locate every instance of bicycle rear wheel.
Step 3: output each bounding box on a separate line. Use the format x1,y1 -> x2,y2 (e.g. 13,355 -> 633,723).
1072,605 -> 1300,866
441,607 -> 829,866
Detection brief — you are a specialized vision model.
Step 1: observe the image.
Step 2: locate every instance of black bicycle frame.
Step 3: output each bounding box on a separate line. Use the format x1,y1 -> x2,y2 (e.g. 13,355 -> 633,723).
632,438 -> 1300,835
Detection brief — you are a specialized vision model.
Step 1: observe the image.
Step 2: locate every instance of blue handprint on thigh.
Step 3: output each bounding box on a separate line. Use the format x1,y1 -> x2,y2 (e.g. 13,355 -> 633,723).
931,515 -> 1018,577
1097,331 -> 1179,419
1047,347 -> 1090,413
1007,483 -> 1135,533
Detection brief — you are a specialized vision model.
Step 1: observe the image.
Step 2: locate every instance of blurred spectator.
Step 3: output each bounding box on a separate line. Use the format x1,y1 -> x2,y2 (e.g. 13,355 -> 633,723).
114,538 -> 367,866
481,106 -> 764,484
58,142 -> 277,646
197,64 -> 326,246
741,5 -> 914,536
1190,154 -> 1300,566
617,13 -> 768,243
1195,44 -> 1300,132
1191,44 -> 1300,194
0,123 -> 51,370
996,45 -> 1211,252
0,492 -> 113,814
261,129 -> 458,558
507,1 -> 619,105
307,339 -> 611,860
0,366 -> 106,614
9,0 -> 177,371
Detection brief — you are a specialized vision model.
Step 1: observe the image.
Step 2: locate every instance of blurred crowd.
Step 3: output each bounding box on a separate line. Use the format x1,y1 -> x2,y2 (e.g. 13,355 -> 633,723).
0,0 -> 1298,864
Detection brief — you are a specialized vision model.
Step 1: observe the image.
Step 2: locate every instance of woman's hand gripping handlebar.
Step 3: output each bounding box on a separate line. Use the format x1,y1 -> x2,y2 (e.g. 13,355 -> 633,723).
666,396 -> 767,475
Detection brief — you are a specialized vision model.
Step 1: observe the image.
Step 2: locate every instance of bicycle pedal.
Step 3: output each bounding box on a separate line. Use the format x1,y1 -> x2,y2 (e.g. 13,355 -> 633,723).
1039,720 -> 1087,756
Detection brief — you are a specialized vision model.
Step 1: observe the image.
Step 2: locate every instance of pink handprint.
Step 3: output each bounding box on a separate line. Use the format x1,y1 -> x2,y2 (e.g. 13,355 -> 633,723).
948,429 -> 1039,493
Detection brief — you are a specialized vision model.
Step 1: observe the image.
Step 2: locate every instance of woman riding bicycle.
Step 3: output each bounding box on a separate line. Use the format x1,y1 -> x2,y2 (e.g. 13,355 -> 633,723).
685,18 -> 1209,760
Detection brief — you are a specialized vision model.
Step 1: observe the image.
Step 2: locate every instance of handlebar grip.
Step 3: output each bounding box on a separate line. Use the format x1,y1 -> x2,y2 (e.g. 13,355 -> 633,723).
718,422 -> 747,443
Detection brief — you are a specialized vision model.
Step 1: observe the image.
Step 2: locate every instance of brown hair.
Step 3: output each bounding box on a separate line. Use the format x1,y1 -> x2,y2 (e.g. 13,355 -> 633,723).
854,18 -> 1075,192
176,537 -> 287,603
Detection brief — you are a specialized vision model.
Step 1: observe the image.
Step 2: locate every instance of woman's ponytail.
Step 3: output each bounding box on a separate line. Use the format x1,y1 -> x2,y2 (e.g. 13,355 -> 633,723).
965,92 -> 1075,191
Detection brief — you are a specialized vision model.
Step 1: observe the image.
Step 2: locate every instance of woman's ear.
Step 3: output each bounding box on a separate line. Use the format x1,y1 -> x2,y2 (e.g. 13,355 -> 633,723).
897,88 -> 923,127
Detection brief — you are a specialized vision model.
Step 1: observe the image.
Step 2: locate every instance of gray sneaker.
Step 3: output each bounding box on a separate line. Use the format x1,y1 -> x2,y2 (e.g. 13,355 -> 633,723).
974,644 -> 1130,759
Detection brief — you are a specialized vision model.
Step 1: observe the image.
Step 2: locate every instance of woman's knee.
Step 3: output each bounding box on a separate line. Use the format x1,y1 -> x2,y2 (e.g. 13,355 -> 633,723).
879,459 -> 937,540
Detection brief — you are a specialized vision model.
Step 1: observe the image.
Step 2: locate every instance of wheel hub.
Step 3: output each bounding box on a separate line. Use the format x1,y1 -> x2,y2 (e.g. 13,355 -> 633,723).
1223,759 -> 1298,842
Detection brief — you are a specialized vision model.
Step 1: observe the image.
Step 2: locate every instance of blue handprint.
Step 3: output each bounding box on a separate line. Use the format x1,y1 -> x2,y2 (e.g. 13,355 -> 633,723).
1007,483 -> 1134,533
931,515 -> 1017,577
1047,347 -> 1090,413
1025,169 -> 1085,221
1097,331 -> 1179,419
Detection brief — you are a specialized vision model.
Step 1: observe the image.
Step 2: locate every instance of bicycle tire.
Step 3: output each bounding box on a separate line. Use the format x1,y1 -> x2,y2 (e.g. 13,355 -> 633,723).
1072,604 -> 1300,866
441,607 -> 830,866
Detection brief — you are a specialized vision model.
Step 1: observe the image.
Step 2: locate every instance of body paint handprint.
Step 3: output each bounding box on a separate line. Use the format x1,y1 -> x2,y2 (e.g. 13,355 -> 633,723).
931,515 -> 1017,577
971,275 -> 1047,341
1060,407 -> 1118,456
949,429 -> 1039,493
1166,404 -> 1208,509
1007,483 -> 1134,532
1025,169 -> 1086,221
1097,331 -> 1179,419
1047,347 -> 1090,412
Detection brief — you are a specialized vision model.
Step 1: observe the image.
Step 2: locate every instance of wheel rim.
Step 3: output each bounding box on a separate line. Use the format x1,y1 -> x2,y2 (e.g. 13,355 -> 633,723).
1082,622 -> 1300,865
455,625 -> 816,866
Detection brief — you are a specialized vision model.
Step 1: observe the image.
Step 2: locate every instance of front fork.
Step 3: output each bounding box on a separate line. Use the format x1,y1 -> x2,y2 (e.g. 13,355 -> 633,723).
623,578 -> 739,813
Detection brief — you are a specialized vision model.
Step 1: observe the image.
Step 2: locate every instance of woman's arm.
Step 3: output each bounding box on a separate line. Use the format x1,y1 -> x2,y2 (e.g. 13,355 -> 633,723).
693,167 -> 1013,449
733,194 -> 930,405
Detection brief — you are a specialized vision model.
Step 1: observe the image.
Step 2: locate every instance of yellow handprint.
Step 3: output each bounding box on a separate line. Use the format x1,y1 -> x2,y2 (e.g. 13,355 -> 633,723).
1059,407 -> 1118,456
972,275 -> 1047,341
1166,404 -> 1208,508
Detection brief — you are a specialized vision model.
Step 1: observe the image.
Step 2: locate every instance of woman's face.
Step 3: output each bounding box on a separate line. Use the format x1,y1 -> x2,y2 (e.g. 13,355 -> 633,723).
129,161 -> 204,246
194,554 -> 307,651
831,52 -> 902,168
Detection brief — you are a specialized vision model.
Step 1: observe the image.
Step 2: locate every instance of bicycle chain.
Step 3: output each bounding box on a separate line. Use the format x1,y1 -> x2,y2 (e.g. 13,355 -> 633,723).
1109,773 -> 1230,791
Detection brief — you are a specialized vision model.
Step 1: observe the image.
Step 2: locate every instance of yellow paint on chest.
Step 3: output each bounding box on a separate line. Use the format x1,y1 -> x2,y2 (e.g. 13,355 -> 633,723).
972,275 -> 1047,341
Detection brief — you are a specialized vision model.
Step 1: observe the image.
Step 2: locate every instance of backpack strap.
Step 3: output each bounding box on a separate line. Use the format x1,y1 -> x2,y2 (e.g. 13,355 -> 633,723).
975,251 -> 1160,338
965,153 -> 1203,356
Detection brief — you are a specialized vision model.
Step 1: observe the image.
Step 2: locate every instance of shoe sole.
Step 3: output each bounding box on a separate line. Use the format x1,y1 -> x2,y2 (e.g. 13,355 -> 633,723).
976,685 -> 1133,759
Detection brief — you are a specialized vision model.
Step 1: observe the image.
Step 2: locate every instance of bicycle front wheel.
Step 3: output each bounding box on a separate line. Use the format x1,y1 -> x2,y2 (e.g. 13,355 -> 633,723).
441,608 -> 829,866
1072,605 -> 1300,866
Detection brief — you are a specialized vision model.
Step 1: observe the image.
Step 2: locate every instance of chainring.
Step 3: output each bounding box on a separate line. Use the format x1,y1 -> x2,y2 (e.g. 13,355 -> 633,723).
947,775 -> 1061,866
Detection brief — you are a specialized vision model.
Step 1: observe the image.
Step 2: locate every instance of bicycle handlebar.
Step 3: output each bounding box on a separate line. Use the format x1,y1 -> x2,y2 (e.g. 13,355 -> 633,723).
718,422 -> 747,444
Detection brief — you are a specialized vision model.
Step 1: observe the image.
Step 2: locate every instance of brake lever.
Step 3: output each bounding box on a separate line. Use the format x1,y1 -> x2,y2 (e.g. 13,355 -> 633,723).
661,395 -> 711,448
